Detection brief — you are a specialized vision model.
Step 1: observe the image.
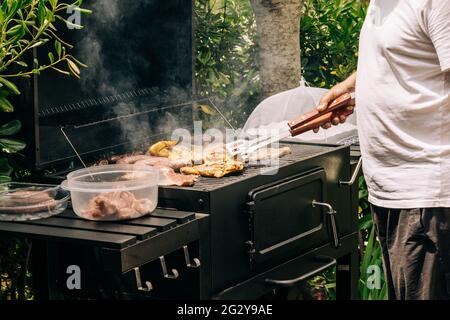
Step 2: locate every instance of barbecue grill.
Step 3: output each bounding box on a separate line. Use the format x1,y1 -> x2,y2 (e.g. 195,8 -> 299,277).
2,0 -> 361,300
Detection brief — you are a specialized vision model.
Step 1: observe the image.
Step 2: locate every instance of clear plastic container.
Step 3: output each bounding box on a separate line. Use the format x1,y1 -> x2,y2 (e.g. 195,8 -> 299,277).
0,183 -> 70,221
61,164 -> 158,221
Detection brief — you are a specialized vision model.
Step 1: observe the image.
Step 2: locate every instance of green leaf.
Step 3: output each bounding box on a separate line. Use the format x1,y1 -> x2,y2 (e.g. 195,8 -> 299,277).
0,120 -> 21,136
0,96 -> 14,112
0,157 -> 13,176
15,60 -> 28,68
50,67 -> 70,76
29,40 -> 45,49
360,226 -> 376,275
0,138 -> 26,153
358,213 -> 373,230
72,7 -> 93,14
0,175 -> 11,183
48,52 -> 55,64
0,77 -> 20,95
49,0 -> 58,9
55,40 -> 62,58
6,24 -> 24,36
38,0 -> 46,25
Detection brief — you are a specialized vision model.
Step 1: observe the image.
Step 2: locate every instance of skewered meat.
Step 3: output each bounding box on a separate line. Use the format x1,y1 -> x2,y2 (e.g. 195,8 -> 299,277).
149,140 -> 178,157
83,191 -> 154,220
180,161 -> 244,178
247,147 -> 292,162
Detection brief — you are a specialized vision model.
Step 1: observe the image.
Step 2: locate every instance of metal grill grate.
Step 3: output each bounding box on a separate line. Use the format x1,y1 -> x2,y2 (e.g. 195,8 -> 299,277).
163,143 -> 334,192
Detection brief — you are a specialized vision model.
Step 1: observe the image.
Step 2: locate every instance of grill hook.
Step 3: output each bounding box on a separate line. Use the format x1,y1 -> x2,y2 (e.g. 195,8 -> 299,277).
133,267 -> 153,292
159,256 -> 180,279
183,245 -> 201,268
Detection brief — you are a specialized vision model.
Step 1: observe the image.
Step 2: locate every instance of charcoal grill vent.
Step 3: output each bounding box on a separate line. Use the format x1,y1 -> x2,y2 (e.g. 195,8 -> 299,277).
39,88 -> 160,117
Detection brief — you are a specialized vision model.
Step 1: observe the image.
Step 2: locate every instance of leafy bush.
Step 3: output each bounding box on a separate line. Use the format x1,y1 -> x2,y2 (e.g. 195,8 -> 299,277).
194,0 -> 260,128
300,0 -> 367,87
0,0 -> 89,300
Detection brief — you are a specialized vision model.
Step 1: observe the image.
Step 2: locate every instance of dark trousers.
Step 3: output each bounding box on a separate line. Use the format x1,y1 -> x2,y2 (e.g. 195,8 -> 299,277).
371,205 -> 450,300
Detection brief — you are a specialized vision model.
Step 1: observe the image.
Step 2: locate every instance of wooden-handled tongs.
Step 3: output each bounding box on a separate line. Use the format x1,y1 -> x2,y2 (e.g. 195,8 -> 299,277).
287,92 -> 355,136
228,92 -> 356,159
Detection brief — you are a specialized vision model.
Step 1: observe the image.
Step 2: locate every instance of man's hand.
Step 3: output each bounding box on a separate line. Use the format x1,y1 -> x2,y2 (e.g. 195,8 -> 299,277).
313,73 -> 357,133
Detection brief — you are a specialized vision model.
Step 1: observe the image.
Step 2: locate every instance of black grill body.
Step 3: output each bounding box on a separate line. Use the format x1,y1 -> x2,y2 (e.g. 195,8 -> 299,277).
157,142 -> 356,294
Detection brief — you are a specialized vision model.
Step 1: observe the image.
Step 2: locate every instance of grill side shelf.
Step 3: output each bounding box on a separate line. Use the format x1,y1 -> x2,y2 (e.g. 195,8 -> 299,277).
22,217 -> 158,241
0,209 -> 198,251
0,222 -> 136,249
59,210 -> 188,231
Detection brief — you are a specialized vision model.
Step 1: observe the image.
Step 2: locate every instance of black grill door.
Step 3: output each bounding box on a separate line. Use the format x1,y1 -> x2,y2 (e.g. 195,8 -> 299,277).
246,168 -> 327,265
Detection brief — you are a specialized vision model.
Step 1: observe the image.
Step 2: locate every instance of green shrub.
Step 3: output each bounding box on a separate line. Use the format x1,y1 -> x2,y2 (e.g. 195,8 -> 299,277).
194,0 -> 260,128
301,0 -> 367,87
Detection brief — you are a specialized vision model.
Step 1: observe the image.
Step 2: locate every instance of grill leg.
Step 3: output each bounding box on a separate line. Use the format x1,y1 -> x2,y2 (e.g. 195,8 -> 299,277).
336,237 -> 360,300
30,240 -> 49,300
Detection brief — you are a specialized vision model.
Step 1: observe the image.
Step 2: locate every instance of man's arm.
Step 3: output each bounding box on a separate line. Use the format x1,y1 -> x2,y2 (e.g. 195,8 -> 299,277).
424,0 -> 450,73
314,72 -> 357,132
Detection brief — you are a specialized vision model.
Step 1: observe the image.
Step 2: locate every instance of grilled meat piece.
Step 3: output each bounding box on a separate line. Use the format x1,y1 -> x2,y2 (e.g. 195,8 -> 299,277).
180,161 -> 244,178
116,154 -> 154,164
134,157 -> 171,167
158,166 -> 198,187
148,140 -> 178,157
134,156 -> 192,170
110,152 -> 143,163
83,191 -> 154,220
247,147 -> 292,162
120,165 -> 198,187
168,143 -> 230,164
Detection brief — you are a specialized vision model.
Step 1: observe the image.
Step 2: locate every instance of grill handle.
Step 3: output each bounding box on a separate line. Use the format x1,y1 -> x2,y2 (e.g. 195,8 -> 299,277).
312,200 -> 341,248
265,255 -> 336,287
340,157 -> 362,186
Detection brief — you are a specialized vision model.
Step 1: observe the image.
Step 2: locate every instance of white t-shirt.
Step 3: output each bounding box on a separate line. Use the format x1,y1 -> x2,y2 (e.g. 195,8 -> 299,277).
356,0 -> 450,208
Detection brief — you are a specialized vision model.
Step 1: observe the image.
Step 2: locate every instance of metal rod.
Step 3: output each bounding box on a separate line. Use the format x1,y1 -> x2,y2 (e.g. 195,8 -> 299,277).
60,126 -> 95,180
207,98 -> 236,131
72,99 -> 209,129
339,157 -> 362,186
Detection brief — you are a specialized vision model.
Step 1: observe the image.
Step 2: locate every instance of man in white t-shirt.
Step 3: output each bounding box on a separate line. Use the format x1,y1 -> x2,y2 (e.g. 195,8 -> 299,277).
316,0 -> 450,299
